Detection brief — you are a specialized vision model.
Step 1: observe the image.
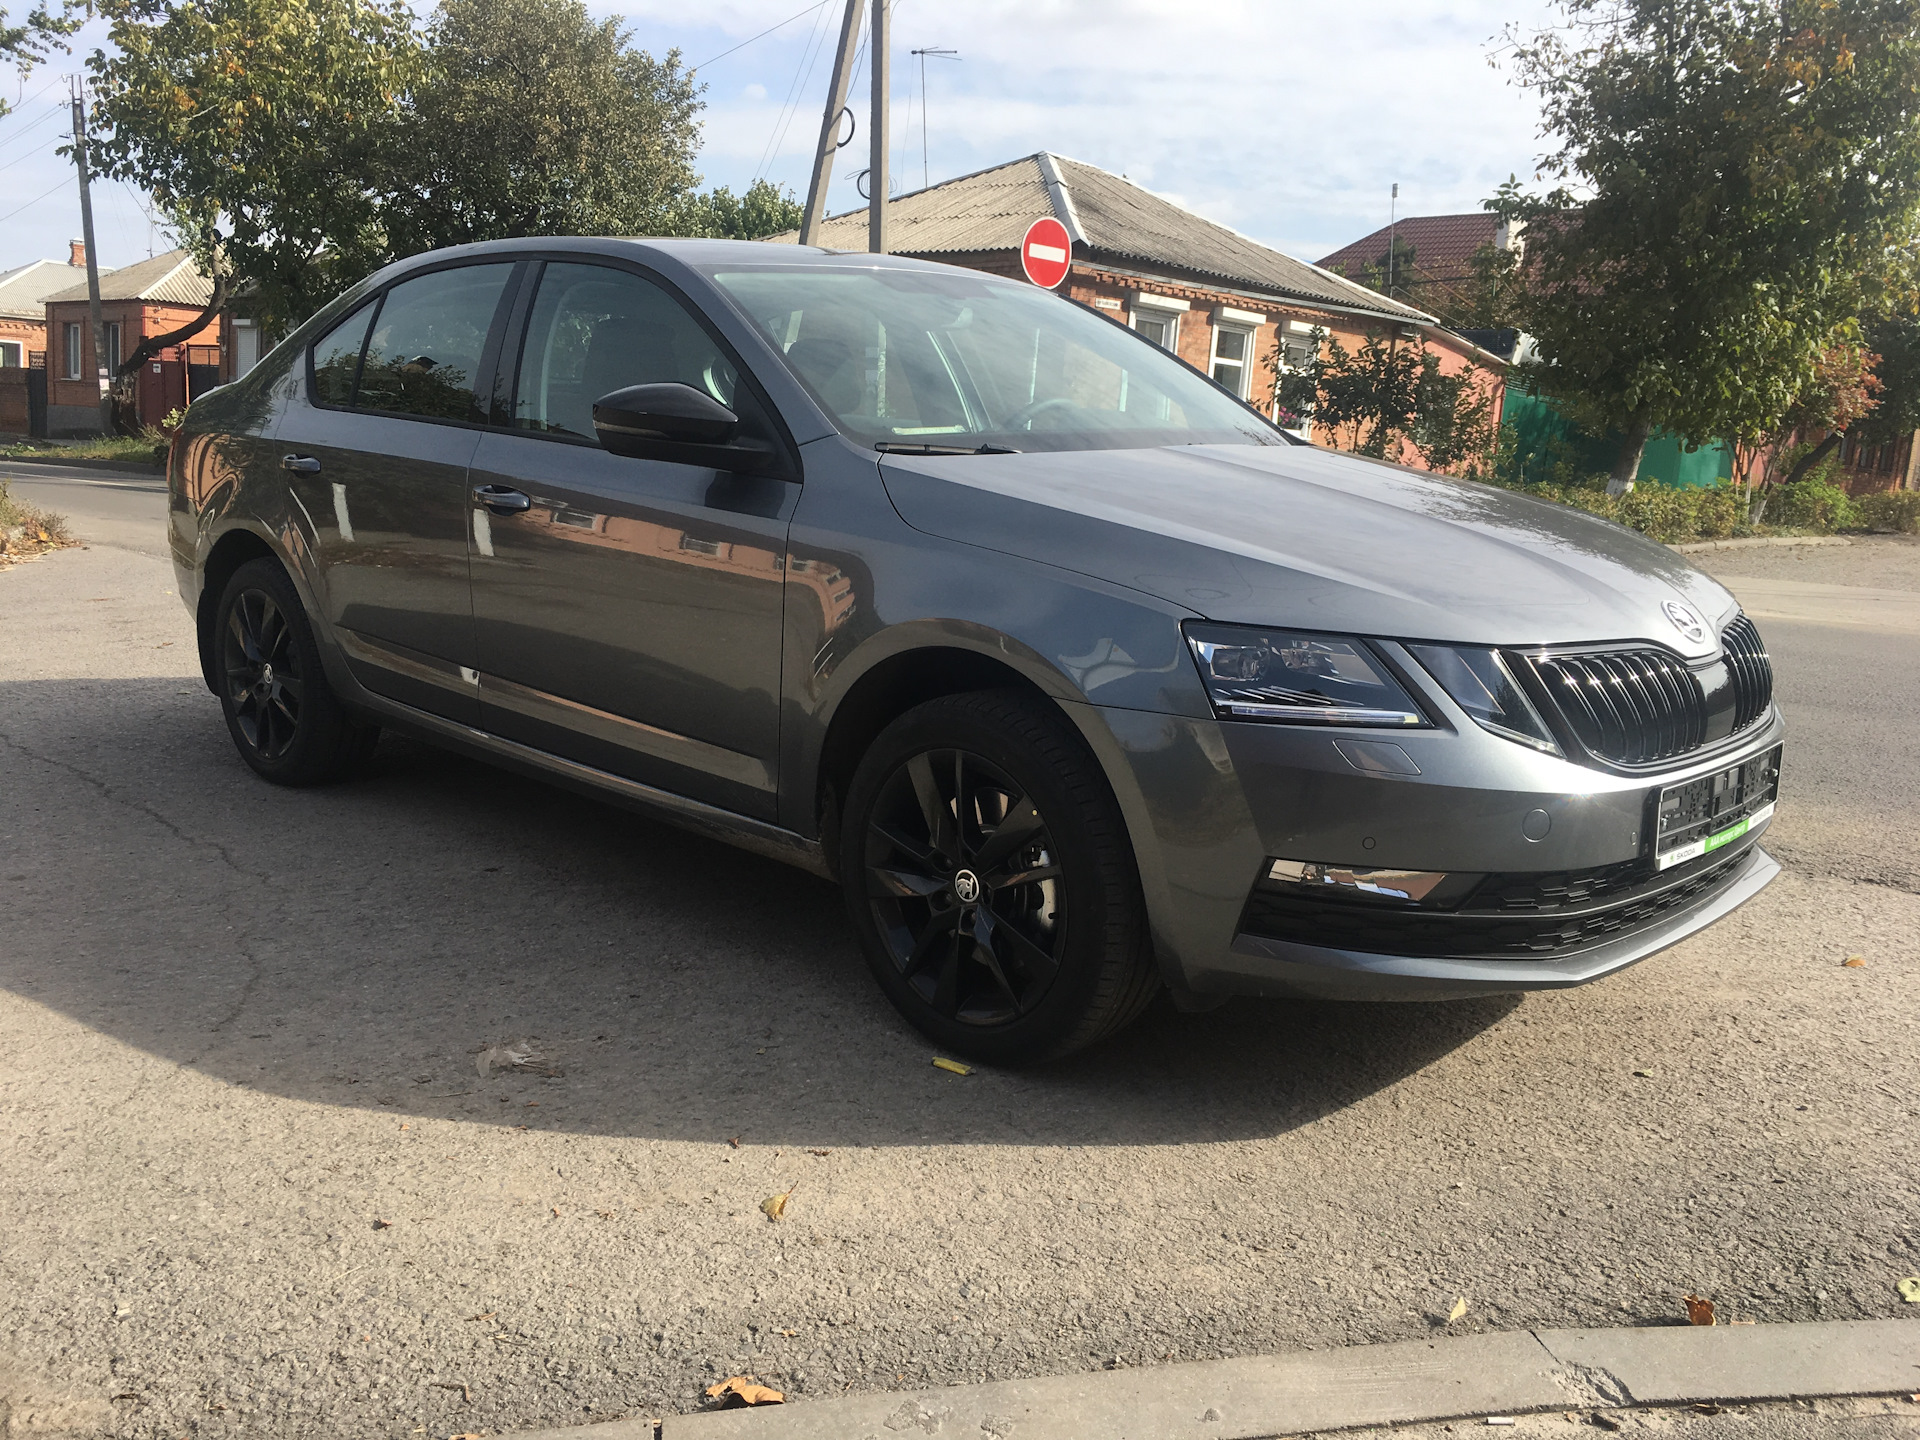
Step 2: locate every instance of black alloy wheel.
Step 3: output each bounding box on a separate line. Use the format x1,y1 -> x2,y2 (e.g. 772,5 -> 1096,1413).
212,557 -> 378,786
222,587 -> 303,761
840,690 -> 1159,1064
865,747 -> 1066,1027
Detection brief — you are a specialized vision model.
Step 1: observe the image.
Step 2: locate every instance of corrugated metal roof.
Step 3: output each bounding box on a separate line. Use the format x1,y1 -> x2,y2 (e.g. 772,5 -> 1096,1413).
771,152 -> 1433,323
0,258 -> 104,320
44,249 -> 215,306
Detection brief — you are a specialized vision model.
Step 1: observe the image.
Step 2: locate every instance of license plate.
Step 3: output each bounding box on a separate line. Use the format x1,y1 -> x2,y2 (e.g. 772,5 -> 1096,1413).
1654,746 -> 1781,870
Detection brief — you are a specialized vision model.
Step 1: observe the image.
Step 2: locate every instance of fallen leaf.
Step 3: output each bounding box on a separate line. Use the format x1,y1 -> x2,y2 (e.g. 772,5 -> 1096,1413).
1683,1293 -> 1716,1326
36,528 -> 51,543
705,1375 -> 784,1407
761,1184 -> 797,1221
1897,1277 -> 1920,1303
597,1209 -> 615,1219
779,1328 -> 799,1337
1843,955 -> 1866,967
372,1218 -> 392,1230
464,1311 -> 496,1323
1447,1296 -> 1468,1323
475,1041 -> 545,1077
933,1057 -> 973,1075
808,1148 -> 830,1157
728,1136 -> 741,1148
551,1206 -> 560,1217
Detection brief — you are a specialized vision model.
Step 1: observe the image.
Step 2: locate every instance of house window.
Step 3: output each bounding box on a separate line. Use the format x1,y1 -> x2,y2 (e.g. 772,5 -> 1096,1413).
0,341 -> 20,368
65,322 -> 83,380
1209,325 -> 1253,398
1131,293 -> 1189,354
104,321 -> 122,373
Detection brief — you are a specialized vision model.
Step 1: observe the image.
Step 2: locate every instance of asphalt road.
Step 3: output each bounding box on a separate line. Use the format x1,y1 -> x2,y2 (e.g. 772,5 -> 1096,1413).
2,466 -> 1915,1440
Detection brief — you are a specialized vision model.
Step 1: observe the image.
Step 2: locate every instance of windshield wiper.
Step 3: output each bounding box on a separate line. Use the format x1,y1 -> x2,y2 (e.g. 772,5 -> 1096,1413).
873,441 -> 1022,456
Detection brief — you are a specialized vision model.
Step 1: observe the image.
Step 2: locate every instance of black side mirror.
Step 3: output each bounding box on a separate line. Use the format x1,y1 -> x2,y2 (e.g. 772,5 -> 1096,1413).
591,382 -> 788,476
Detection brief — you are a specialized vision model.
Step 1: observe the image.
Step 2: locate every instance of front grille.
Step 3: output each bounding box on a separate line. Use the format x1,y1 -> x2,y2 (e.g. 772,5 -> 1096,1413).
1238,842 -> 1755,960
1530,648 -> 1707,766
1720,614 -> 1773,734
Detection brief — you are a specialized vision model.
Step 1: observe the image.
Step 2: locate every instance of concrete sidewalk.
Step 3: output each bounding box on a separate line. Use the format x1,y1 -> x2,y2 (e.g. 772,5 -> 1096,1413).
497,1319 -> 1919,1440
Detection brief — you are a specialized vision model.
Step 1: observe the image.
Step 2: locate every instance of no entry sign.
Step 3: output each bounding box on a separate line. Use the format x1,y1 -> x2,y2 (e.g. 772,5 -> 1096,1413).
1020,217 -> 1073,288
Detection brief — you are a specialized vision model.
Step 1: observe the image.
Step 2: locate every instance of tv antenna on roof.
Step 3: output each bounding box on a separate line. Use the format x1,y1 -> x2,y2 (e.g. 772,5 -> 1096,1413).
909,47 -> 959,192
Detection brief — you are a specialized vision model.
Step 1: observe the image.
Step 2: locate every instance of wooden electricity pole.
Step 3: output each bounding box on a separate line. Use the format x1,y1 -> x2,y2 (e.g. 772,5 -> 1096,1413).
69,78 -> 114,435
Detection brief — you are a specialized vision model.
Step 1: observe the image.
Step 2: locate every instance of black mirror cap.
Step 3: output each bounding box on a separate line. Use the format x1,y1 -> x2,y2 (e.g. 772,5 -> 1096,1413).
591,382 -> 791,477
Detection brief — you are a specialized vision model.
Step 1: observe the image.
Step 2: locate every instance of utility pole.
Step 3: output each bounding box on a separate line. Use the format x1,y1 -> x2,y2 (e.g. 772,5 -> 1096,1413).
910,47 -> 958,192
1386,181 -> 1399,301
868,0 -> 889,253
799,0 -> 863,247
70,77 -> 113,435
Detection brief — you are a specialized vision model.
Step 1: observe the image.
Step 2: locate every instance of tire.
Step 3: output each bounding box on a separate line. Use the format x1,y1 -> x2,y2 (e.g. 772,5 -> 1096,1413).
213,556 -> 378,786
838,689 -> 1160,1065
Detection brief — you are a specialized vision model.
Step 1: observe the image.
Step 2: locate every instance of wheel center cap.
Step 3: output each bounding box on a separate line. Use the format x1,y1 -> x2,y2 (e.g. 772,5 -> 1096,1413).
952,869 -> 982,905
260,663 -> 274,684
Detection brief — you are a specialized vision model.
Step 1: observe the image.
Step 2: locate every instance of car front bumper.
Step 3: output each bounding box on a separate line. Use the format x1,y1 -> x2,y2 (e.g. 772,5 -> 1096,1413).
1074,698 -> 1786,1003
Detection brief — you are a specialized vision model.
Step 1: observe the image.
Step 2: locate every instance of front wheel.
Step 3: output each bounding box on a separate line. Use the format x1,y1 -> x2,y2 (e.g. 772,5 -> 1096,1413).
214,557 -> 378,786
838,690 -> 1159,1064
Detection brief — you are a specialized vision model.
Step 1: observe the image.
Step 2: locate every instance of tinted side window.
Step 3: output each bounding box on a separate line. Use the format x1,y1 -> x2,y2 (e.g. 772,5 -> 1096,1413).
513,263 -> 740,440
357,264 -> 514,421
311,299 -> 376,406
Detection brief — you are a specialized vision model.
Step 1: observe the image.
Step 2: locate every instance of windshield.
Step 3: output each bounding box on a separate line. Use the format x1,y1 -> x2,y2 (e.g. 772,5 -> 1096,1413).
705,263 -> 1287,454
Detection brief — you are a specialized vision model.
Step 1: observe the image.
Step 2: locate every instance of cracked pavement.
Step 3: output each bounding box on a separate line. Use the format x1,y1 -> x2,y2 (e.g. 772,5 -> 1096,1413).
1,468 -> 1916,1440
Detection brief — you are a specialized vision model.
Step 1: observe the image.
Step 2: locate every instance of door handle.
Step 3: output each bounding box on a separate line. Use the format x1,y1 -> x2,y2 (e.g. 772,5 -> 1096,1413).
281,454 -> 322,474
473,484 -> 532,514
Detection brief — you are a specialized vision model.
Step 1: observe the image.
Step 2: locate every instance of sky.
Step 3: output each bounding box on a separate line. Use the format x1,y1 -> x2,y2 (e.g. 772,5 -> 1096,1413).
1,0 -> 1559,277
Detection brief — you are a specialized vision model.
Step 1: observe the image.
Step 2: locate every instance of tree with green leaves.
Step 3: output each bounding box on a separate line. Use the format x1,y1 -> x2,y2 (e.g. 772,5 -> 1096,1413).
1,3 -> 77,115
673,180 -> 804,241
383,0 -> 702,257
1504,0 -> 1920,494
1270,328 -> 1497,473
86,0 -> 421,335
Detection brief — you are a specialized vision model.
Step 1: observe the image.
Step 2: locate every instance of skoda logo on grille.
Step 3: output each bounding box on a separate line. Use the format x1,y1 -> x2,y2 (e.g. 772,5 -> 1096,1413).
1663,600 -> 1709,645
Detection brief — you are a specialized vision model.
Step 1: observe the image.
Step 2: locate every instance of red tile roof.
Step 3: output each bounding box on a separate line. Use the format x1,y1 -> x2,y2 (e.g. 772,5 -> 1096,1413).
1316,213 -> 1504,285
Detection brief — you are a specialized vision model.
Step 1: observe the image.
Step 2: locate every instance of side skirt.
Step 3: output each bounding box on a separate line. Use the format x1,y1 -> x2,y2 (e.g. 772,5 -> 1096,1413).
352,690 -> 833,882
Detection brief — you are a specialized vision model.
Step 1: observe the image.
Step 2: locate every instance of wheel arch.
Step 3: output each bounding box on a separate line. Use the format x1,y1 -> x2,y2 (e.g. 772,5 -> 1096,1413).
196,528 -> 281,694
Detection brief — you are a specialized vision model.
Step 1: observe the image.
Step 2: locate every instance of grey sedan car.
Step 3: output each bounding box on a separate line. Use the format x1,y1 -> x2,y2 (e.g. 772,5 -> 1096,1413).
169,238 -> 1782,1063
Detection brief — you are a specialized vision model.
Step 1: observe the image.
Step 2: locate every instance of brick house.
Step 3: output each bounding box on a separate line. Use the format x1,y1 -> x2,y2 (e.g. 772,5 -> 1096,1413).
43,247 -> 231,436
1316,211 -> 1520,313
775,153 -> 1505,463
1,245 -> 105,434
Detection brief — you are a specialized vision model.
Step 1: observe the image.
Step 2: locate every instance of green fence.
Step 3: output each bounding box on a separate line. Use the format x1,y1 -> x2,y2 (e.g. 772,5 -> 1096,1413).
1501,389 -> 1733,489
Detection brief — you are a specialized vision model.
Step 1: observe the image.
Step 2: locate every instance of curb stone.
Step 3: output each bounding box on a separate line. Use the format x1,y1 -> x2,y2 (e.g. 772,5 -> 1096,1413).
1671,535 -> 1853,553
0,454 -> 165,478
492,1318 -> 1920,1440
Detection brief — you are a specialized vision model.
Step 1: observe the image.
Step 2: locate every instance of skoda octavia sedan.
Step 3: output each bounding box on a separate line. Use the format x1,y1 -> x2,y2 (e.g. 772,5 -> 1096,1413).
168,239 -> 1782,1063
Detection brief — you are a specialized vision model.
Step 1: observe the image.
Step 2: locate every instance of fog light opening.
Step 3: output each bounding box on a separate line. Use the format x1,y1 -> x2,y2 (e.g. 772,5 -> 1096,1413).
1266,858 -> 1454,903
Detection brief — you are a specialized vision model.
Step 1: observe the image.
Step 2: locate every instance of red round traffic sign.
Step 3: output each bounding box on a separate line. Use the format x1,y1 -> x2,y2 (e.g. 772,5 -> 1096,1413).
1020,216 -> 1073,289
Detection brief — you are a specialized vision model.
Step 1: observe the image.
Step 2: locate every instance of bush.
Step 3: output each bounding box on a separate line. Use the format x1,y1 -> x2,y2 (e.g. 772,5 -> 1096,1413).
1501,477 -> 1753,543
1855,489 -> 1920,533
1764,477 -> 1858,531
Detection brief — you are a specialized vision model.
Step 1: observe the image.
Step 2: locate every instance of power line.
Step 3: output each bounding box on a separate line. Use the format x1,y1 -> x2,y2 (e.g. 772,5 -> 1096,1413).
0,103 -> 68,162
754,0 -> 835,184
0,74 -> 65,135
0,174 -> 70,225
692,0 -> 832,73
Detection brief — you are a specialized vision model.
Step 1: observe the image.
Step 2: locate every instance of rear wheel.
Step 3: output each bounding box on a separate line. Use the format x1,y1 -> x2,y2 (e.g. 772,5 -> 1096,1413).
839,690 -> 1159,1064
215,557 -> 377,786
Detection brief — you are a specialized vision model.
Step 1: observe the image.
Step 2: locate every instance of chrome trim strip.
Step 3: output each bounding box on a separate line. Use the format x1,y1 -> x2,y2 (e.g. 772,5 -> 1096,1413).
345,688 -> 829,880
338,627 -> 470,691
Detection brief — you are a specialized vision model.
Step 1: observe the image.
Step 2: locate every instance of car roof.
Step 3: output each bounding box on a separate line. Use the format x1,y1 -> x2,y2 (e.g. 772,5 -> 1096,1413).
381,235 -> 1015,277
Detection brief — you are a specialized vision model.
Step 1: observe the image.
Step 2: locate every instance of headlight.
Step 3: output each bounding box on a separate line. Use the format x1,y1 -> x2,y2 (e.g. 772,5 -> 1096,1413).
1184,624 -> 1427,726
1407,644 -> 1560,755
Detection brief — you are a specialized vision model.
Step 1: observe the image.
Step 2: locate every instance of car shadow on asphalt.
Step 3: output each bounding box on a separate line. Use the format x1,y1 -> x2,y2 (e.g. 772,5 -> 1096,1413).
1,677 -> 1519,1148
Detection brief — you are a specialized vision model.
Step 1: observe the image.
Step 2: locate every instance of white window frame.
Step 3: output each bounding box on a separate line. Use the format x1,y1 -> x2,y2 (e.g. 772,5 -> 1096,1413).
104,320 -> 122,373
65,321 -> 83,380
1273,318 -> 1323,434
1130,292 -> 1188,354
1208,306 -> 1264,400
0,340 -> 21,368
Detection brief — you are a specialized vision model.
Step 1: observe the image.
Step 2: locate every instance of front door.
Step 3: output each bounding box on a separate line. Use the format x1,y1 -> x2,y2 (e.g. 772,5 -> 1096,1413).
467,261 -> 796,820
275,261 -> 517,722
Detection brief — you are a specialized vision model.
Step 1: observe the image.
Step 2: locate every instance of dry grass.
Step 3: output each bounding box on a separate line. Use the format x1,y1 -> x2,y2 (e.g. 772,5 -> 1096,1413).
0,480 -> 76,568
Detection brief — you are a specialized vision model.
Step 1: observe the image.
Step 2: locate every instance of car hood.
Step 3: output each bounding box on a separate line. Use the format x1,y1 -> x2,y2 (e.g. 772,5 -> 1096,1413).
878,442 -> 1740,653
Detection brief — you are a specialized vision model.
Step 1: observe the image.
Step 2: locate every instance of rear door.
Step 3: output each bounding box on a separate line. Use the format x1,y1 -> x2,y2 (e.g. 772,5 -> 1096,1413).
466,259 -> 797,819
276,261 -> 519,722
